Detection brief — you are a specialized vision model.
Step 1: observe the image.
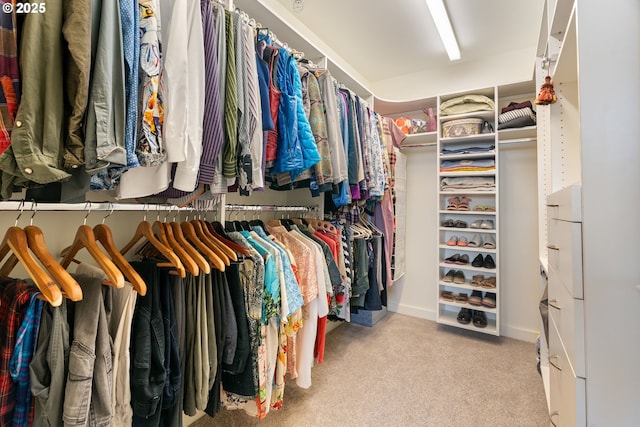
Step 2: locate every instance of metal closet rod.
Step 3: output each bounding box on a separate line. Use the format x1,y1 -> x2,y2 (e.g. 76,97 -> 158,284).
0,201 -> 178,212
0,201 -> 319,214
225,204 -> 318,212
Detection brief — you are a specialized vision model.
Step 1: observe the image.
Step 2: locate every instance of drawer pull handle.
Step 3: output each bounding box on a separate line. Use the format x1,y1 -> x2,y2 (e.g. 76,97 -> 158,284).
548,299 -> 561,310
550,411 -> 559,426
546,203 -> 559,207
549,355 -> 561,371
547,244 -> 560,251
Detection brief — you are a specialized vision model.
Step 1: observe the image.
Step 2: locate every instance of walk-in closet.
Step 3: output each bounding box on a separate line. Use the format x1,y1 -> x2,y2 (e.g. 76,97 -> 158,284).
0,0 -> 636,426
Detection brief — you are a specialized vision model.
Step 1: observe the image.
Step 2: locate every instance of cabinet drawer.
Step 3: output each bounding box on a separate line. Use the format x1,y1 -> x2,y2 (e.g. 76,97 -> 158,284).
548,320 -> 586,427
547,218 -> 583,299
547,185 -> 582,222
548,267 -> 585,378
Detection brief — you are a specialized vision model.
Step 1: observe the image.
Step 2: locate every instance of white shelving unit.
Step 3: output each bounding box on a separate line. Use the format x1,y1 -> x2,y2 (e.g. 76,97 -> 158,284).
537,0 -> 640,424
436,87 -> 500,335
375,79 -> 537,338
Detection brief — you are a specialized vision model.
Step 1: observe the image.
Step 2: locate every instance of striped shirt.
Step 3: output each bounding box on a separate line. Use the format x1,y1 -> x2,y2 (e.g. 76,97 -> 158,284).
198,0 -> 223,185
222,10 -> 238,178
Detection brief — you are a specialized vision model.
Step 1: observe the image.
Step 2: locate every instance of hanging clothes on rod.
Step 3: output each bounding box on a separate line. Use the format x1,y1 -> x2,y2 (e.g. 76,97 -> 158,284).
0,198 -> 389,425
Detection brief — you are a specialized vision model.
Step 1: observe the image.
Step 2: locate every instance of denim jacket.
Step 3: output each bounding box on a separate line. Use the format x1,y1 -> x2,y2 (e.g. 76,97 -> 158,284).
63,275 -> 113,426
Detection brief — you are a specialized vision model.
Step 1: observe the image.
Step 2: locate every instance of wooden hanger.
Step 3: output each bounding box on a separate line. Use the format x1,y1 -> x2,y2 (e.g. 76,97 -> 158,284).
60,225 -> 125,288
168,221 -> 210,274
94,224 -> 147,295
193,219 -> 234,263
154,221 -> 199,276
0,227 -> 62,306
181,221 -> 224,271
24,225 -> 83,301
191,219 -> 231,264
120,220 -> 186,278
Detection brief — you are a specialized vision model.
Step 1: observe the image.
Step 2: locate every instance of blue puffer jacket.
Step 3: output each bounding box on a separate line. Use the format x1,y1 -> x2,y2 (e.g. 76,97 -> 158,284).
272,49 -> 320,179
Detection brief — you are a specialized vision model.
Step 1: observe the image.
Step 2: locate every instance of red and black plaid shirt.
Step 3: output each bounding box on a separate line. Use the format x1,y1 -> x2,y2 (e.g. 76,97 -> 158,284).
0,1 -> 20,154
0,277 -> 38,424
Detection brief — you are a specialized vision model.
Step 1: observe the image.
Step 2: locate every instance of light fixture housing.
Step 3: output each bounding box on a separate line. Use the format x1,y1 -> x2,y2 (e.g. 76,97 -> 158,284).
425,0 -> 461,61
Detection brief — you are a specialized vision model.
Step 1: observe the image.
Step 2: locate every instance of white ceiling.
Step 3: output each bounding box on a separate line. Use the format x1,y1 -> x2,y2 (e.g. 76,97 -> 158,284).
269,0 -> 544,84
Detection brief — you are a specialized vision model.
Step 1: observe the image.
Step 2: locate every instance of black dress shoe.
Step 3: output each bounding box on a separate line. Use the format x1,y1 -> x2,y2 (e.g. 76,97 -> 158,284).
473,310 -> 487,328
472,254 -> 484,267
457,308 -> 472,324
484,255 -> 496,269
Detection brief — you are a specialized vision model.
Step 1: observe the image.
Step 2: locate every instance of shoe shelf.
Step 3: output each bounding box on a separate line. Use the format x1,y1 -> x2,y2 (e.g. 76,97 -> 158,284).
438,262 -> 497,274
438,227 -> 497,234
438,281 -> 497,293
438,300 -> 497,314
438,244 -> 497,253
436,87 -> 500,336
439,210 -> 496,216
437,308 -> 498,336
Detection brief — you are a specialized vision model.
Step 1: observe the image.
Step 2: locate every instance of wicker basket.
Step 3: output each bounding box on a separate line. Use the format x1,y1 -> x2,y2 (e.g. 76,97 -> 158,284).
441,118 -> 484,138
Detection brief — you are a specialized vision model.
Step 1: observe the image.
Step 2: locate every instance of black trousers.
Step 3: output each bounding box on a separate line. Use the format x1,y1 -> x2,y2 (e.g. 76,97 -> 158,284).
130,260 -> 166,427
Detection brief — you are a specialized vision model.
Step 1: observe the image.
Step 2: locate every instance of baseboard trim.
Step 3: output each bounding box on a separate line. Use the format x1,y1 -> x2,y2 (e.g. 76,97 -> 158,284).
387,303 -> 436,321
387,304 -> 540,343
500,325 -> 540,343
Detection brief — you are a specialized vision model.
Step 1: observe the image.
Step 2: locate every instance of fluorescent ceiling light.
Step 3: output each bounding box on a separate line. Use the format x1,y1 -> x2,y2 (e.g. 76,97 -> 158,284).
425,0 -> 461,61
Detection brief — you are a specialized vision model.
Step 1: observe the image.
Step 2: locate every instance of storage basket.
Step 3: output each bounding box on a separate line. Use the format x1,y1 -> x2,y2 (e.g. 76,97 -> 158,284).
441,118 -> 484,138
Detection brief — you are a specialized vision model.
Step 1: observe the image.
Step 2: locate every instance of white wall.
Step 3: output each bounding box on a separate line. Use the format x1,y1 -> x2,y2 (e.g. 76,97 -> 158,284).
387,147 -> 438,319
373,47 -> 537,101
388,141 -> 541,342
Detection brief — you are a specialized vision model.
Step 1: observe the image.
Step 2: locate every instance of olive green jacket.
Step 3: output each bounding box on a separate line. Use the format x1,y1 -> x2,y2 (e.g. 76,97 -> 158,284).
0,0 -> 91,199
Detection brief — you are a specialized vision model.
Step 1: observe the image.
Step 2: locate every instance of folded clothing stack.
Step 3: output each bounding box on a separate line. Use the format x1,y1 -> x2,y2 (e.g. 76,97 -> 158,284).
440,176 -> 495,191
440,94 -> 495,116
441,144 -> 495,155
498,100 -> 536,130
440,158 -> 495,172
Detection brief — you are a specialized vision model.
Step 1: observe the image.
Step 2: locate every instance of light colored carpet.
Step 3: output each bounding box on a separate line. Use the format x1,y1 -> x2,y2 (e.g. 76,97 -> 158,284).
192,313 -> 549,426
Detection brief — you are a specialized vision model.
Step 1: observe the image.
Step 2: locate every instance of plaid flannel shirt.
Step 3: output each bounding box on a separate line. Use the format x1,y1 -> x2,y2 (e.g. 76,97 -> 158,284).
0,278 -> 38,424
10,292 -> 44,426
0,0 -> 20,154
